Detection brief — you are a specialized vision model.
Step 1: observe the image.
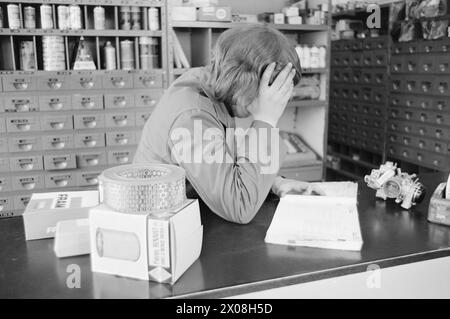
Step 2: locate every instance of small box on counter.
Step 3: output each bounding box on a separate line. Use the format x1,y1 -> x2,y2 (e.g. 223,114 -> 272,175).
287,16 -> 303,25
197,6 -> 232,22
172,6 -> 197,21
282,6 -> 300,17
23,191 -> 99,240
54,218 -> 90,258
274,13 -> 285,24
90,199 -> 203,284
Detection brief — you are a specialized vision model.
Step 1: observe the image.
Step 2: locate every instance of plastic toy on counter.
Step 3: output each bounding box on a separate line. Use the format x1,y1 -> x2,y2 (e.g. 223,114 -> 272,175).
364,161 -> 426,210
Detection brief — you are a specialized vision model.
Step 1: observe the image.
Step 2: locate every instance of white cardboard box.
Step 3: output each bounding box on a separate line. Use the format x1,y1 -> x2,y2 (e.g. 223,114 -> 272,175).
172,6 -> 197,21
54,218 -> 90,258
90,199 -> 202,284
23,191 -> 99,240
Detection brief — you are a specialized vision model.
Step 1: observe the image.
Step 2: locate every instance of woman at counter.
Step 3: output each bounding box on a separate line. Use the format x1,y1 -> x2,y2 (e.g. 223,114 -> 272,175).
134,24 -> 323,224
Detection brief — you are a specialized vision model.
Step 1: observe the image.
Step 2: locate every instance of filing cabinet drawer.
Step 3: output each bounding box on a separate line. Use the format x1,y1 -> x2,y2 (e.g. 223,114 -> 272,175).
340,53 -> 351,67
350,39 -> 362,50
76,171 -> 101,187
372,88 -> 387,104
12,174 -> 44,191
6,116 -> 40,133
390,56 -> 404,73
389,119 -> 450,140
371,69 -> 387,85
331,41 -> 342,51
345,87 -> 355,100
134,72 -> 163,89
13,195 -> 32,211
351,69 -> 362,83
340,69 -> 351,83
435,56 -> 450,73
361,87 -> 372,102
0,118 -> 5,133
351,52 -> 362,67
4,96 -> 38,112
39,95 -> 72,111
70,74 -> 102,90
361,71 -> 372,85
0,176 -> 11,192
340,40 -> 353,51
37,75 -> 69,90
10,156 -> 43,172
390,76 -> 403,93
44,153 -> 76,170
40,115 -> 73,131
8,137 -> 41,152
72,94 -> 103,110
418,55 -> 436,73
434,77 -> 450,96
404,56 -> 419,73
2,75 -> 36,92
104,93 -> 134,109
45,172 -> 76,189
372,50 -> 387,66
76,151 -> 106,168
103,73 -> 134,89
331,69 -> 341,82
105,112 -> 136,128
0,158 -> 10,172
372,36 -> 388,50
0,137 -> 7,153
74,132 -> 105,148
42,134 -> 74,151
136,111 -> 153,126
331,52 -> 342,66
106,131 -> 137,146
331,86 -> 340,99
73,113 -> 105,130
0,197 -> 14,212
362,51 -> 373,66
135,91 -> 162,108
107,149 -> 135,165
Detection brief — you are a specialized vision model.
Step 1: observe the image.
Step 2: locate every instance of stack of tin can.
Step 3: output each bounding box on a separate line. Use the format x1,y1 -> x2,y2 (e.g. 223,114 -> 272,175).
7,4 -> 21,29
139,37 -> 159,69
42,36 -> 66,71
120,40 -> 135,70
57,4 -> 82,30
23,6 -> 36,29
20,41 -> 36,71
40,4 -> 54,29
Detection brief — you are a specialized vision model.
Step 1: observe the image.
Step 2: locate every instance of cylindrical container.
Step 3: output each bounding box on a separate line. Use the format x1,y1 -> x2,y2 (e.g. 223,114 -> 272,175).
20,41 -> 36,71
119,6 -> 131,30
318,46 -> 326,68
120,39 -> 134,70
139,37 -> 159,69
24,6 -> 36,29
69,5 -> 82,30
7,4 -> 21,29
130,6 -> 141,30
148,7 -> 160,31
104,41 -> 116,70
42,36 -> 66,71
0,7 -> 4,28
310,45 -> 320,68
40,4 -> 54,29
96,228 -> 140,261
302,45 -> 311,69
57,5 -> 69,30
93,6 -> 105,30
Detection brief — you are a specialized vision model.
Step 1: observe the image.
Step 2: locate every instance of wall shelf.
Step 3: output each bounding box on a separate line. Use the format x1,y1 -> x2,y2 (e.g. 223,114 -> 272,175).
172,21 -> 329,31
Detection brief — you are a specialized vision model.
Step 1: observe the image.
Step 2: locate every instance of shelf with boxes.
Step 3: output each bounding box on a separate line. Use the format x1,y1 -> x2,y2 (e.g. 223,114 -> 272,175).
0,0 -> 168,217
387,38 -> 450,171
167,0 -> 331,181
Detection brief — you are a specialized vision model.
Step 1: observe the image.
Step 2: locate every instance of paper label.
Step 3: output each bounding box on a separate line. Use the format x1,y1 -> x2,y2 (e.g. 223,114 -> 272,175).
148,219 -> 170,268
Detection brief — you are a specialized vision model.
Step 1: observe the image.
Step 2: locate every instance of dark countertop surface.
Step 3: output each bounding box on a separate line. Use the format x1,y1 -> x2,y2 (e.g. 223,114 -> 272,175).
1,173 -> 450,298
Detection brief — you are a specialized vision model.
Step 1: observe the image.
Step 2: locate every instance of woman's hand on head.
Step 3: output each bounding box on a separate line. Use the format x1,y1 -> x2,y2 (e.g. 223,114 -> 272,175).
271,176 -> 325,198
248,62 -> 296,127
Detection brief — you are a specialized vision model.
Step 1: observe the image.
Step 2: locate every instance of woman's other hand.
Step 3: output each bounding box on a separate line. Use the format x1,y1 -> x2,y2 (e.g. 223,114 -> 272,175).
271,176 -> 325,198
248,62 -> 295,127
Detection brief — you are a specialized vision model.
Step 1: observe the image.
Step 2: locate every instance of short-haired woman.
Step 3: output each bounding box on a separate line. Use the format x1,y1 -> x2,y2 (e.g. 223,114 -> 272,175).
134,25 -> 323,224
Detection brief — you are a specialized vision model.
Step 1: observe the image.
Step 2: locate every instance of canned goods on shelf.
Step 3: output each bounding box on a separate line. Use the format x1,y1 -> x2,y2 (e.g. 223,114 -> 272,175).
69,4 -> 82,30
131,6 -> 141,30
7,4 -> 21,29
94,6 -> 105,30
20,41 -> 36,71
120,40 -> 135,70
119,6 -> 131,30
57,5 -> 70,30
24,6 -> 36,29
148,7 -> 160,31
40,4 -> 54,29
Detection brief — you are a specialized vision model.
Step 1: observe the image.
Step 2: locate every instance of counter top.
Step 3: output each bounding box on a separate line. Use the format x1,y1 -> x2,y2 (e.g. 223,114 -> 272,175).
1,173 -> 450,298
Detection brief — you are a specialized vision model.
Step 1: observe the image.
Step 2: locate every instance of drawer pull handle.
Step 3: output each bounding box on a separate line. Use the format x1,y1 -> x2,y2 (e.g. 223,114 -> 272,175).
114,97 -> 126,107
19,143 -> 32,151
143,98 -> 156,106
83,140 -> 97,147
14,103 -> 30,112
21,182 -> 36,190
85,157 -> 99,166
0,204 -> 4,211
13,82 -> 29,90
19,163 -> 34,170
419,141 -> 424,148
48,81 -> 62,89
54,179 -> 69,187
112,79 -> 125,88
53,160 -> 68,169
85,177 -> 98,185
83,120 -> 97,128
116,137 -> 128,145
433,160 -> 440,166
49,101 -> 63,110
80,79 -> 94,89
143,78 -> 156,86
81,100 -> 95,109
114,118 -> 127,126
51,141 -> 65,149
435,145 -> 441,152
50,122 -> 65,130
116,156 -> 129,164
417,154 -> 423,161
16,124 -> 31,131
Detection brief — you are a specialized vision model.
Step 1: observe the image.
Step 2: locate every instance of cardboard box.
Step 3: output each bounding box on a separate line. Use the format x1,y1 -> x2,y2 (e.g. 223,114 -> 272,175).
23,190 -> 99,240
54,218 -> 90,258
197,6 -> 232,22
90,199 -> 202,284
283,6 -> 300,17
274,13 -> 285,24
172,6 -> 197,21
287,16 -> 303,24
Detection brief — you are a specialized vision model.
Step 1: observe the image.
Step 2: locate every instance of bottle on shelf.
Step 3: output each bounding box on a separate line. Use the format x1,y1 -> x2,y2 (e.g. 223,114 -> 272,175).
20,41 -> 36,71
148,7 -> 160,31
69,4 -> 82,30
103,41 -> 116,70
120,39 -> 134,70
57,5 -> 70,30
94,6 -> 106,30
7,4 -> 21,29
24,6 -> 36,29
40,4 -> 54,29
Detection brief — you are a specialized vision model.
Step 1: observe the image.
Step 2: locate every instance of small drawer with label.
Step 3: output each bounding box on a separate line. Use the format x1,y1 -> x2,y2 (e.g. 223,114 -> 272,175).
8,136 -> 41,152
70,74 -> 102,90
103,73 -> 134,89
12,174 -> 44,191
432,98 -> 449,112
390,76 -> 403,93
418,56 -> 436,73
390,56 -> 404,73
372,89 -> 387,104
331,41 -> 342,51
77,171 -> 101,187
44,154 -> 76,170
0,137 -> 7,153
331,69 -> 341,82
341,53 -> 351,67
41,115 -> 73,131
372,50 -> 387,66
2,75 -> 36,92
6,116 -> 40,133
4,96 -> 38,112
77,151 -> 106,168
39,95 -> 72,111
106,131 -> 137,146
105,112 -> 136,128
350,69 -> 362,83
10,156 -> 43,172
340,70 -> 351,83
104,93 -> 134,109
361,71 -> 372,85
134,72 -> 163,88
135,91 -> 162,108
342,87 -> 353,100
13,195 -> 32,211
107,149 -> 135,165
135,111 -> 153,126
350,39 -> 362,50
351,52 -> 362,67
434,77 -> 450,96
74,132 -> 105,148
371,69 -> 387,85
37,75 -> 69,90
72,94 -> 103,110
45,172 -> 76,189
42,134 -> 74,150
73,113 -> 105,130
331,52 -> 342,66
361,87 -> 372,102
362,51 -> 373,66
435,56 -> 450,73
0,158 -> 10,172
0,176 -> 11,192
0,197 -> 13,212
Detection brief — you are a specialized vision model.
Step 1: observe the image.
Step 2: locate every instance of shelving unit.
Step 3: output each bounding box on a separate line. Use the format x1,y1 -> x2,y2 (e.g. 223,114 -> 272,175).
167,0 -> 331,182
0,0 -> 167,217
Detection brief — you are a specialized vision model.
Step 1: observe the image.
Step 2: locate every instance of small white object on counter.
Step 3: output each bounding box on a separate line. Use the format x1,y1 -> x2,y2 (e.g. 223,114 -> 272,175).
54,219 -> 90,258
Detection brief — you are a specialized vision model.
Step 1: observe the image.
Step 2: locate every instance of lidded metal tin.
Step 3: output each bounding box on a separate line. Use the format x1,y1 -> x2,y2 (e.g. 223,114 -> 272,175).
24,6 -> 36,29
